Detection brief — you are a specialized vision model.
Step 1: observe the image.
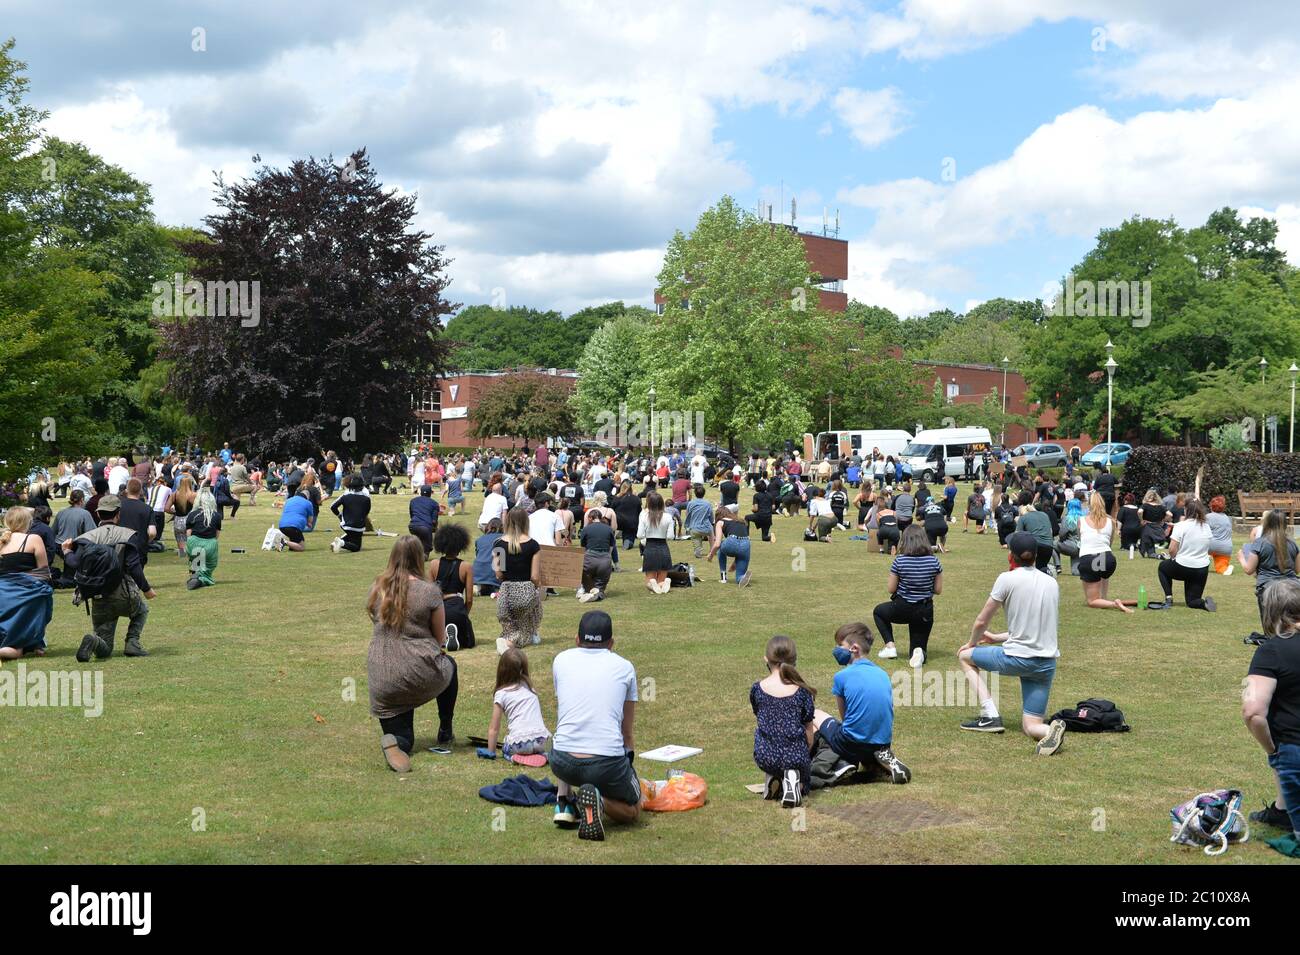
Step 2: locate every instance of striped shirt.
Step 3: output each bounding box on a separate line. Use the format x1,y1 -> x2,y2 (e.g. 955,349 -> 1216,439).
890,554 -> 941,602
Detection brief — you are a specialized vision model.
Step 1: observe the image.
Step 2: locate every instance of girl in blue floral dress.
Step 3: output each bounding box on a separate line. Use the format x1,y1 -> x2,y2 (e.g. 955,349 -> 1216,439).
750,635 -> 816,805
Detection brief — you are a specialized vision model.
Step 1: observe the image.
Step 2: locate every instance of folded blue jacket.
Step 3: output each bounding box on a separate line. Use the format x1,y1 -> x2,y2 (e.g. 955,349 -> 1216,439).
478,774 -> 558,806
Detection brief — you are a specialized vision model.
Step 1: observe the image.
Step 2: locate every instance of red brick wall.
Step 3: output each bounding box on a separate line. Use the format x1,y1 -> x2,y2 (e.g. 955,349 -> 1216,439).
915,361 -> 1077,447
801,233 -> 847,282
426,372 -> 576,449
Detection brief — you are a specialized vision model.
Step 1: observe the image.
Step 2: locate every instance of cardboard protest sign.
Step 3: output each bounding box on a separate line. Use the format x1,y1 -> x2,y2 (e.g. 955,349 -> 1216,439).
537,545 -> 584,588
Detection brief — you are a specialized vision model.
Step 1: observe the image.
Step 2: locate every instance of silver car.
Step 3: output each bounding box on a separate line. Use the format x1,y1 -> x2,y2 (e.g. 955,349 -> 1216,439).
1011,443 -> 1068,469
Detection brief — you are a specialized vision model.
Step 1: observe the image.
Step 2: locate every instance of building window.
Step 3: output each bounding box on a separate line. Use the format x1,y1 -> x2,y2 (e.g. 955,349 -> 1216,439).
945,381 -> 959,402
409,417 -> 440,445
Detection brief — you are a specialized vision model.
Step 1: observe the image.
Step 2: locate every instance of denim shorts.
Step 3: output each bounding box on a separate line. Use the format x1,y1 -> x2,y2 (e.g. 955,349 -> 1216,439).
969,646 -> 1057,718
549,749 -> 642,805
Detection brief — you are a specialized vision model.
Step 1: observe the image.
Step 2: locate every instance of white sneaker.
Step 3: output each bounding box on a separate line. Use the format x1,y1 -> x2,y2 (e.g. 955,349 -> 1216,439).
330,537 -> 343,553
658,580 -> 672,594
576,587 -> 587,599
578,590 -> 598,603
909,648 -> 925,668
1224,564 -> 1234,576
530,632 -> 542,645
878,646 -> 898,659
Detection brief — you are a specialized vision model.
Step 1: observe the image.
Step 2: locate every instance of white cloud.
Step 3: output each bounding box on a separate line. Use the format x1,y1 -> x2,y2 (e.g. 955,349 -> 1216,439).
832,86 -> 907,148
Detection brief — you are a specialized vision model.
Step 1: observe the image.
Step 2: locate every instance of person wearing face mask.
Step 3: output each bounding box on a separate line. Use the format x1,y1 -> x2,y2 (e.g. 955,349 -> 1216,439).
811,622 -> 912,784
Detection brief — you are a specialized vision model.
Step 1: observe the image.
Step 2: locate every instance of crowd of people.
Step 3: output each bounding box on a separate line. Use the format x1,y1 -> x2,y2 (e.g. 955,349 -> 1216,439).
1,437 -> 1297,854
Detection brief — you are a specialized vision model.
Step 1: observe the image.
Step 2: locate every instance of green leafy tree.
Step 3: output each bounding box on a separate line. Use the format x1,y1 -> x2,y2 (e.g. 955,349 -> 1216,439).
571,310 -> 652,432
1022,212 -> 1300,440
648,196 -> 830,451
0,39 -> 123,476
470,372 -> 576,442
446,300 -> 629,371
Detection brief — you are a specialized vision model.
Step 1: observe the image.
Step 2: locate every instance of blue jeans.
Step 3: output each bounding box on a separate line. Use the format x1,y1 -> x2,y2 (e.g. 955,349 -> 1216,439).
969,646 -> 1057,718
718,537 -> 750,580
1269,743 -> 1300,835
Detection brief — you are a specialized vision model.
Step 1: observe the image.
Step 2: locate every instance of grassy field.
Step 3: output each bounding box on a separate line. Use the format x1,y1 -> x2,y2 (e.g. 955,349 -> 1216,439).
0,481 -> 1290,864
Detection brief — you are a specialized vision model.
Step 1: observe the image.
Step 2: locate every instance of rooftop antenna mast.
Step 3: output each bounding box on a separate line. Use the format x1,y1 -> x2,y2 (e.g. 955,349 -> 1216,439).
791,197 -> 797,230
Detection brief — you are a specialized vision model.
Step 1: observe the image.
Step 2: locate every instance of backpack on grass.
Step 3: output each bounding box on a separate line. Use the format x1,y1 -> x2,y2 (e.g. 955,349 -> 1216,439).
1170,790 -> 1248,856
72,541 -> 124,610
667,562 -> 695,588
1047,698 -> 1130,733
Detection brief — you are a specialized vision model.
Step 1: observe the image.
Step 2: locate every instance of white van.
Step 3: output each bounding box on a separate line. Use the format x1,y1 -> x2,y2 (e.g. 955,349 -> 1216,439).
805,429 -> 913,462
901,427 -> 993,482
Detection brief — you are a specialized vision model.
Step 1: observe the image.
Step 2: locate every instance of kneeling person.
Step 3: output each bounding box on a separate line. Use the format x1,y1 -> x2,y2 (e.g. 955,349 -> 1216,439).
811,622 -> 911,783
549,611 -> 641,841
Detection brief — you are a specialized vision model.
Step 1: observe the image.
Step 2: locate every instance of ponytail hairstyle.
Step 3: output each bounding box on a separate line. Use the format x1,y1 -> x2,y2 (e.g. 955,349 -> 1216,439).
1,506 -> 33,547
764,635 -> 816,700
1183,498 -> 1207,524
502,506 -> 530,554
1261,508 -> 1293,576
1086,491 -> 1109,529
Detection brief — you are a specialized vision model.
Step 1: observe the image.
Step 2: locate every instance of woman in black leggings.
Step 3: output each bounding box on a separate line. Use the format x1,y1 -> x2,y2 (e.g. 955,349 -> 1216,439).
876,505 -> 899,555
1153,499 -> 1216,612
873,525 -> 943,666
746,479 -> 775,542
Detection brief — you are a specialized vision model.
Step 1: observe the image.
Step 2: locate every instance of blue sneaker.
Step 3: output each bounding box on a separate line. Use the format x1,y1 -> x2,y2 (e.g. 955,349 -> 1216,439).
553,797 -> 577,829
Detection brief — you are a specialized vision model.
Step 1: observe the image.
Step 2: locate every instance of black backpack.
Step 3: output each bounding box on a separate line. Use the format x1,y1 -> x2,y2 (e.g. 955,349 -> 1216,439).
1048,698 -> 1130,733
73,541 -> 125,607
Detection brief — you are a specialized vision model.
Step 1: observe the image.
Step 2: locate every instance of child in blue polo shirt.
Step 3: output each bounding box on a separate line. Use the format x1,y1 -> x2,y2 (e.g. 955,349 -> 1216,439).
813,622 -> 911,783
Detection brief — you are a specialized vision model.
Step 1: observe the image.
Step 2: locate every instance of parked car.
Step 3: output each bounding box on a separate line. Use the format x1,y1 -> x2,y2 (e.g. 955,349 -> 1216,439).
1010,442 -> 1068,469
1080,442 -> 1132,466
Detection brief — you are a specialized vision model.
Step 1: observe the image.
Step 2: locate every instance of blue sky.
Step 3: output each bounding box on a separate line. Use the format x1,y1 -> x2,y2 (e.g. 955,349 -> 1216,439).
9,0 -> 1300,318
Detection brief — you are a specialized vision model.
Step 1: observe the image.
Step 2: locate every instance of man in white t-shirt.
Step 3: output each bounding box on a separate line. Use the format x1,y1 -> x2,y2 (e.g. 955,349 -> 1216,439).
477,482 -> 508,530
549,610 -> 640,841
957,532 -> 1068,755
689,452 -> 707,485
107,457 -> 130,495
527,494 -> 562,546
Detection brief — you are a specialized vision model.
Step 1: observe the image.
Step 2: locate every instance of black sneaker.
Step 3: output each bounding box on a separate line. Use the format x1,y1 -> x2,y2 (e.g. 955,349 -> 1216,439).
575,784 -> 605,841
444,623 -> 460,652
960,715 -> 1005,733
874,748 -> 912,783
1202,597 -> 1217,612
1035,719 -> 1067,756
830,760 -> 858,784
436,726 -> 454,745
1249,802 -> 1292,828
185,576 -> 202,590
75,634 -> 99,664
123,640 -> 149,657
764,774 -> 782,800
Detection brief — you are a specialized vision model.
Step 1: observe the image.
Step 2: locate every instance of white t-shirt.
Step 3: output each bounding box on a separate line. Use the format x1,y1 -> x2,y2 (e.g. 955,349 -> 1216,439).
462,461 -> 475,481
478,492 -> 508,527
108,465 -> 130,494
809,497 -> 832,518
989,566 -> 1060,658
589,464 -> 607,483
1171,519 -> 1212,569
1078,517 -> 1112,557
872,457 -> 885,475
493,684 -> 550,746
528,507 -> 560,546
690,455 -> 707,484
551,647 -> 638,757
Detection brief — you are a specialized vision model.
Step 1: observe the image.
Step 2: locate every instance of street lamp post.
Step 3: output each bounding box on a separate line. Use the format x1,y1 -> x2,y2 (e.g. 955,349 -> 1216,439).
1261,357 -> 1269,453
1000,356 -> 1009,447
648,386 -> 657,463
827,390 -> 833,434
1104,340 -> 1116,468
1291,364 -> 1298,453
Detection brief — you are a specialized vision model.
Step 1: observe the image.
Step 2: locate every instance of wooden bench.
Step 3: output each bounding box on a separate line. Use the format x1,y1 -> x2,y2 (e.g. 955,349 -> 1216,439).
1236,492 -> 1300,528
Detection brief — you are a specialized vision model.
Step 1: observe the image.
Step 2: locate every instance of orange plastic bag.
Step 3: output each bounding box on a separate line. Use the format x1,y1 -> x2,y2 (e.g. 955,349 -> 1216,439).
641,772 -> 708,812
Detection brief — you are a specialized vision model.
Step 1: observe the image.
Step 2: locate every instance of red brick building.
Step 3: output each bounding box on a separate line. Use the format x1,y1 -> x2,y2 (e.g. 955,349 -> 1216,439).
914,360 -> 1091,448
654,225 -> 848,313
409,368 -> 578,450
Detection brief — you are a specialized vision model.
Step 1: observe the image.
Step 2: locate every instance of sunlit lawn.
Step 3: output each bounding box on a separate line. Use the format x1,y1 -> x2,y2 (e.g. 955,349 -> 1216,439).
0,481 -> 1289,863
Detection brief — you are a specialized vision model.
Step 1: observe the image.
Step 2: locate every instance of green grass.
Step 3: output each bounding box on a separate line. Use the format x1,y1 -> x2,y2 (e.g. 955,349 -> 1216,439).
0,484 -> 1289,864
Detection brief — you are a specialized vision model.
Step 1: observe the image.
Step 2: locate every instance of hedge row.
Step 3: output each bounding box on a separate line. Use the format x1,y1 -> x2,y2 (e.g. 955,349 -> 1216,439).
1121,446 -> 1300,515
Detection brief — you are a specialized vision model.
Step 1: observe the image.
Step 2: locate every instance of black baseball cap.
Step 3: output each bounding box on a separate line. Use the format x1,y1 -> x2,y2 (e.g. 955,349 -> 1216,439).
1007,531 -> 1039,560
578,610 -> 613,645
